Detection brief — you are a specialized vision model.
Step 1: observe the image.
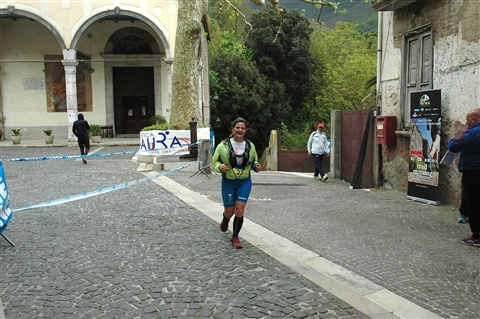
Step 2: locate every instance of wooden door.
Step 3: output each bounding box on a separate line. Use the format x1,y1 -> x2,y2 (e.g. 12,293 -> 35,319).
122,96 -> 149,134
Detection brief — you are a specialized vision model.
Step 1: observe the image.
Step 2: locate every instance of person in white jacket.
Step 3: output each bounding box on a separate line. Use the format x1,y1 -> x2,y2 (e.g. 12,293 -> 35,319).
307,123 -> 330,182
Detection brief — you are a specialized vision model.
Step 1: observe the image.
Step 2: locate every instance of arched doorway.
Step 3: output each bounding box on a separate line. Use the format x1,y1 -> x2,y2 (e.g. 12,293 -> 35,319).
104,27 -> 163,135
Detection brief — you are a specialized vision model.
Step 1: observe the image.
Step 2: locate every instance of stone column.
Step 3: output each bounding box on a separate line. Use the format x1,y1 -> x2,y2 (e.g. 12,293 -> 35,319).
62,49 -> 78,140
165,58 -> 173,118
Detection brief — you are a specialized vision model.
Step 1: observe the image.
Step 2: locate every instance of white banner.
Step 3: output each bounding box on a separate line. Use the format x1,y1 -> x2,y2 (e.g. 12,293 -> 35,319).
138,128 -> 210,156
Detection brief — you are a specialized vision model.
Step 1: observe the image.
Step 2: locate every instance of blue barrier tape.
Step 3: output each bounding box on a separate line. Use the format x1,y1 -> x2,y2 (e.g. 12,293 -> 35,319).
1,151 -> 137,162
12,161 -> 199,213
1,141 -> 202,163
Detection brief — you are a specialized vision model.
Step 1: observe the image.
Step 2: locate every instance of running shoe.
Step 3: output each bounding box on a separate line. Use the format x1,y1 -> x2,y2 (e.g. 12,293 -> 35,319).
458,215 -> 469,223
462,234 -> 480,246
82,157 -> 87,164
231,236 -> 243,249
220,218 -> 228,232
322,174 -> 328,182
313,176 -> 320,181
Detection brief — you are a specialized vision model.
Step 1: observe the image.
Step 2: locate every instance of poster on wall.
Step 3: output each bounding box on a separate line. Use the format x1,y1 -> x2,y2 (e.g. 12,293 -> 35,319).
407,89 -> 441,205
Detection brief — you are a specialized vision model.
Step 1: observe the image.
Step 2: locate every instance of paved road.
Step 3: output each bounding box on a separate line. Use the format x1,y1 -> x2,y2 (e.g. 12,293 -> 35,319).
0,145 -> 478,318
1,146 -> 368,319
166,170 -> 479,319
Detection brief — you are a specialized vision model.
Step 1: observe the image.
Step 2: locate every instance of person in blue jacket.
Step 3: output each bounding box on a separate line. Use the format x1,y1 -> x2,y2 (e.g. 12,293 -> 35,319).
448,109 -> 480,246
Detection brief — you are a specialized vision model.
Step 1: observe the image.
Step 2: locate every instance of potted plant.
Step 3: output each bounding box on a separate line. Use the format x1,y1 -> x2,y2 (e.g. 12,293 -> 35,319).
11,128 -> 22,145
0,116 -> 6,140
44,129 -> 54,144
89,124 -> 102,143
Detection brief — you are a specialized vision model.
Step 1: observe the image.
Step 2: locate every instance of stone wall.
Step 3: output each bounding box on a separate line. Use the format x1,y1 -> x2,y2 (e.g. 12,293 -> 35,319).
378,0 -> 479,204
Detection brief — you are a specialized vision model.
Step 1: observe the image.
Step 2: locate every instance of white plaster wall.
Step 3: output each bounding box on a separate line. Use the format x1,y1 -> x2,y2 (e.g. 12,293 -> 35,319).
380,81 -> 401,116
434,33 -> 480,130
0,19 -> 67,138
378,12 -> 401,118
379,12 -> 400,82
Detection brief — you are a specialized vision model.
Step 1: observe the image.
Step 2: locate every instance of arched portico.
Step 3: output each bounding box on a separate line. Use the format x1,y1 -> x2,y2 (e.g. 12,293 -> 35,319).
0,3 -> 177,139
66,8 -> 172,138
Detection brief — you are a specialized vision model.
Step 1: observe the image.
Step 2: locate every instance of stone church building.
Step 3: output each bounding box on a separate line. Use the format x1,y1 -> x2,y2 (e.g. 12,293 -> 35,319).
0,0 -> 209,140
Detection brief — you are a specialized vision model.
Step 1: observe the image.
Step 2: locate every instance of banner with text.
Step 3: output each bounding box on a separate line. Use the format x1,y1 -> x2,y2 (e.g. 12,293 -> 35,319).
0,161 -> 13,234
138,128 -> 210,156
407,89 -> 441,204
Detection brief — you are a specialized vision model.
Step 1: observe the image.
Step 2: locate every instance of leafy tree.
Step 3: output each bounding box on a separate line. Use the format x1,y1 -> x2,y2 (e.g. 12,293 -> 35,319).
245,6 -> 315,129
308,22 -> 377,130
210,38 -> 286,152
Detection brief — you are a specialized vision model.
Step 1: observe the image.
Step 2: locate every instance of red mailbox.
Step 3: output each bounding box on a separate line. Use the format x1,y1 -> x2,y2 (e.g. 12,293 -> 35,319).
376,115 -> 397,145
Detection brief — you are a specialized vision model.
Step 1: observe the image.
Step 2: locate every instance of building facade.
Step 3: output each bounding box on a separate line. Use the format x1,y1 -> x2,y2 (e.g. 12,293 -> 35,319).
1,0 -> 210,140
372,0 -> 479,204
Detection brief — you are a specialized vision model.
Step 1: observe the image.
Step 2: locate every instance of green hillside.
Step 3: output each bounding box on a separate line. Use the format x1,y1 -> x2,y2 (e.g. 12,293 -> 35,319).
266,0 -> 378,33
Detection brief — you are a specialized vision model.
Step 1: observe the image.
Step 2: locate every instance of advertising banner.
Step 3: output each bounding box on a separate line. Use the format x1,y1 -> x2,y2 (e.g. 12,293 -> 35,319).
407,89 -> 441,205
138,128 -> 210,156
0,161 -> 13,234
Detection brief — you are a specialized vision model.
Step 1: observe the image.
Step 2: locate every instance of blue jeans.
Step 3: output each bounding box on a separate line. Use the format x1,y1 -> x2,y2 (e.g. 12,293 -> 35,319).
313,154 -> 325,178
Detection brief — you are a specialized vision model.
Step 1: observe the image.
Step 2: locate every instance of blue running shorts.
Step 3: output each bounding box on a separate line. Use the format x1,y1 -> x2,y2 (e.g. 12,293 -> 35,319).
221,177 -> 252,208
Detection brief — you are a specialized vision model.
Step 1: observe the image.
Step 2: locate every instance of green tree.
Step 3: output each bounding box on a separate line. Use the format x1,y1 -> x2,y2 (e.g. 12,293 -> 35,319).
210,38 -> 285,152
245,6 -> 315,129
308,22 -> 377,130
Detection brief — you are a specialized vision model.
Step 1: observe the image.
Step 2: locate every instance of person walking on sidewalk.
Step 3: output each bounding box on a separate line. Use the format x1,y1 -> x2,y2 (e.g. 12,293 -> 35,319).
448,108 -> 480,246
212,118 -> 261,249
307,123 -> 330,182
72,113 -> 90,164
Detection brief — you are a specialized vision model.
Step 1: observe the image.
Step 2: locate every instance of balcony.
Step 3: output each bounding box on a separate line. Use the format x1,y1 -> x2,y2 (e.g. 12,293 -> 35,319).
371,0 -> 418,11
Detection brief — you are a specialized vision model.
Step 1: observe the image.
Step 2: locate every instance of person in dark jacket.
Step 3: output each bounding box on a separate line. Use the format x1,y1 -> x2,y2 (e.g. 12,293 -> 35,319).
448,108 -> 480,246
72,113 -> 90,164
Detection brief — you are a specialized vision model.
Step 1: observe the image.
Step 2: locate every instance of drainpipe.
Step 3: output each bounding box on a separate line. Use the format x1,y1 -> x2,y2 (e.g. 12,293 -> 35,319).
373,11 -> 384,188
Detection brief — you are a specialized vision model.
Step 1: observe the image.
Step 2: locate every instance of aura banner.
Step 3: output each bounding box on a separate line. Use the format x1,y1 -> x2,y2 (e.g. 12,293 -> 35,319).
138,128 -> 210,156
407,89 -> 441,205
0,161 -> 13,234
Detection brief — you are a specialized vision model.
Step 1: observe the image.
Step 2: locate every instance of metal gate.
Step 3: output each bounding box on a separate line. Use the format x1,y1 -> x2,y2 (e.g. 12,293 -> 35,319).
277,131 -> 330,173
341,110 -> 374,188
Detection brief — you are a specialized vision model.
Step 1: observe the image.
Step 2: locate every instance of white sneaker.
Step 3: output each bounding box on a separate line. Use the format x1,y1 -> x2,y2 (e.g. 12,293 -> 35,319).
322,174 -> 328,182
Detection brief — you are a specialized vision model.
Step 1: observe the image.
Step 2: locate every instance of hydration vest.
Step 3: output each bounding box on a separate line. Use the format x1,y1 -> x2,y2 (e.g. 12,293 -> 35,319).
223,137 -> 252,169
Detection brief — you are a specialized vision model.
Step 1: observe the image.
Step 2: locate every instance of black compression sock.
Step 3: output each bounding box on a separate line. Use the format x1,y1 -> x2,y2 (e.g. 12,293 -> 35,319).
232,216 -> 244,237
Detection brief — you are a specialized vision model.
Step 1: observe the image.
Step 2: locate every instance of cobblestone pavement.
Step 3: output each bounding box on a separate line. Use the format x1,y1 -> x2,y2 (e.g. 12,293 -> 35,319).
167,170 -> 480,319
1,146 -> 370,319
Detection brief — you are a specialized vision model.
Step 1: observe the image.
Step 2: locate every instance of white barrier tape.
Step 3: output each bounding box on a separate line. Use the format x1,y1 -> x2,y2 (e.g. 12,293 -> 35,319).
12,161 -> 199,212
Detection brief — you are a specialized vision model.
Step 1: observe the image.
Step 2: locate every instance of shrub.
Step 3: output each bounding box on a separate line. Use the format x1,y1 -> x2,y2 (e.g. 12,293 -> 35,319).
142,123 -> 168,131
149,115 -> 167,125
89,124 -> 102,136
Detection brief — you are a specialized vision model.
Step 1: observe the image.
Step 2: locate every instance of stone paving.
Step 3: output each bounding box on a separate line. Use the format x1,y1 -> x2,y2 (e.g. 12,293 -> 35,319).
0,146 -> 369,319
166,170 -> 480,319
